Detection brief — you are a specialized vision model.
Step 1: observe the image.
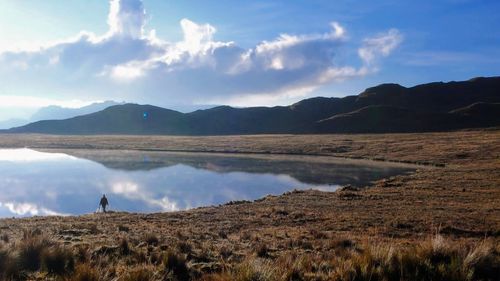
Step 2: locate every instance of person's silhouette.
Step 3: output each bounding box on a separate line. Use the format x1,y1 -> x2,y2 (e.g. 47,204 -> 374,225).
99,194 -> 109,213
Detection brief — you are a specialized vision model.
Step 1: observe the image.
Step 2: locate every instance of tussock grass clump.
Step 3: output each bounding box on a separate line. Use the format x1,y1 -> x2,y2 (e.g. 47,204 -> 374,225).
463,240 -> 500,280
119,237 -> 131,255
330,237 -> 355,250
132,249 -> 148,264
68,264 -> 100,281
16,232 -> 51,271
233,259 -> 278,281
75,245 -> 90,263
176,230 -> 186,240
288,238 -> 313,251
309,229 -> 328,239
41,246 -> 75,275
177,241 -> 193,254
0,247 -> 8,266
1,232 -> 9,243
118,224 -> 130,232
144,233 -> 159,246
164,251 -> 190,281
240,232 -> 252,241
255,243 -> 269,258
218,230 -> 228,239
219,246 -> 233,259
121,266 -> 155,281
149,251 -> 163,265
0,248 -> 18,280
85,223 -> 99,235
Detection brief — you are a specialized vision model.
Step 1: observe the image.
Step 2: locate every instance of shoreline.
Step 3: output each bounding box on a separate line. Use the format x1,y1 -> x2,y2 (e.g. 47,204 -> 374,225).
31,147 -> 428,169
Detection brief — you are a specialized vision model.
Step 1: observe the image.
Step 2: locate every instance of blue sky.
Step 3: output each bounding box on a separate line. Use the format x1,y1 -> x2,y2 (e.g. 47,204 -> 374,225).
0,0 -> 498,120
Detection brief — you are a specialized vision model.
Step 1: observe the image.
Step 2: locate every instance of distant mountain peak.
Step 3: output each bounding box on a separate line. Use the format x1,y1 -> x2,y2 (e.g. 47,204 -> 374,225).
30,100 -> 123,121
5,76 -> 500,135
360,83 -> 406,96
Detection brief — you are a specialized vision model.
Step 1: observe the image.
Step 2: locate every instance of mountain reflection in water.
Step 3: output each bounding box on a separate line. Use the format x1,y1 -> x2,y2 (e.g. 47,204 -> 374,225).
0,149 -> 415,217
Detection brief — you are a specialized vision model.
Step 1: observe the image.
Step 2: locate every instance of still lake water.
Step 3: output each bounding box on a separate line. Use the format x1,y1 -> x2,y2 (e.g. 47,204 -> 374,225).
0,148 -> 415,217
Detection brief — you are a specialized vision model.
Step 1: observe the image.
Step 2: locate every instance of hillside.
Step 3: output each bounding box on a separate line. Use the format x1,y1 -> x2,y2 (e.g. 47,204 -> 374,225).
6,76 -> 500,135
0,101 -> 121,130
10,104 -> 186,135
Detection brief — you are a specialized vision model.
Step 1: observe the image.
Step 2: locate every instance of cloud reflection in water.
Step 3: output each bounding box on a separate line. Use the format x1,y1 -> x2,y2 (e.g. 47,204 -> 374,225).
0,149 -> 415,217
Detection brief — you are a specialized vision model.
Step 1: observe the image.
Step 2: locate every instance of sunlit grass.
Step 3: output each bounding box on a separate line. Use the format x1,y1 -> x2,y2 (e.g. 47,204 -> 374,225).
0,230 -> 497,280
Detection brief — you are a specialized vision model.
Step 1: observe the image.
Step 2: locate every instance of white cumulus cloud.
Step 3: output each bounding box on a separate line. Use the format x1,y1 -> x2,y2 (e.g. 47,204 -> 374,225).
0,0 -> 402,108
107,0 -> 146,39
358,29 -> 403,65
0,201 -> 67,216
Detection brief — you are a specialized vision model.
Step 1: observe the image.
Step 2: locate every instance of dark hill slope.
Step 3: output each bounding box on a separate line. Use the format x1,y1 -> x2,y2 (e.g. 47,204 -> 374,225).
10,104 -> 186,135
186,105 -> 313,134
449,102 -> 500,127
6,76 -> 500,135
353,77 -> 500,112
316,106 -> 458,133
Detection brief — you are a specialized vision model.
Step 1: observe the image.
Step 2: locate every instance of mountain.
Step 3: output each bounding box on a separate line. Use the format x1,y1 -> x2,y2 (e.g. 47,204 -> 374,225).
29,100 -> 121,121
5,77 -> 500,135
9,104 -> 185,135
316,106 -> 457,133
0,101 -> 121,130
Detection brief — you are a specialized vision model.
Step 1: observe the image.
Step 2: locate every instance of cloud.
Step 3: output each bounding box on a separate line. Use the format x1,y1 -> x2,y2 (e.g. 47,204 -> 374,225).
107,0 -> 146,39
358,29 -> 403,65
0,148 -> 77,162
0,0 -> 402,107
111,180 -> 178,211
0,201 -> 67,216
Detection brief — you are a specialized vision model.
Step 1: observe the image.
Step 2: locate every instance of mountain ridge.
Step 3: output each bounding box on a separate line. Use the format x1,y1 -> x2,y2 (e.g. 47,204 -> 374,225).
5,76 -> 500,135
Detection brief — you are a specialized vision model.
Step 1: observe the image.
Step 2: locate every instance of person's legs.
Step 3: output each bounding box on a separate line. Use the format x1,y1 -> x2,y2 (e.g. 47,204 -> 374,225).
103,205 -> 107,213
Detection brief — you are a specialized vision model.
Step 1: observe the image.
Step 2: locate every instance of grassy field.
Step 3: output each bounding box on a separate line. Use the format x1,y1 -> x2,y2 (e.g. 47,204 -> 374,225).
0,129 -> 499,280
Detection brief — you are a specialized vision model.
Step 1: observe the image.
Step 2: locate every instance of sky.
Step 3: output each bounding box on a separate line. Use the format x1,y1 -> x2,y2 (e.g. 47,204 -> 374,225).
0,0 -> 499,121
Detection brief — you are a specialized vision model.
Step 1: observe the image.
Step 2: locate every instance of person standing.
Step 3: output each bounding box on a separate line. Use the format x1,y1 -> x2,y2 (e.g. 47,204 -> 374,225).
99,194 -> 109,213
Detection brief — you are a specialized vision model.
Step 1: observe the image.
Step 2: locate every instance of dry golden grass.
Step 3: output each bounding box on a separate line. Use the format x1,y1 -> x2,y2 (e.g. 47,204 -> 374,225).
0,129 -> 498,165
0,232 -> 498,280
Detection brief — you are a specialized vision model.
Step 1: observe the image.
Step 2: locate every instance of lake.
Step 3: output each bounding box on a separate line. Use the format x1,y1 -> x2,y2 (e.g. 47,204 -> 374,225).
0,148 -> 416,217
